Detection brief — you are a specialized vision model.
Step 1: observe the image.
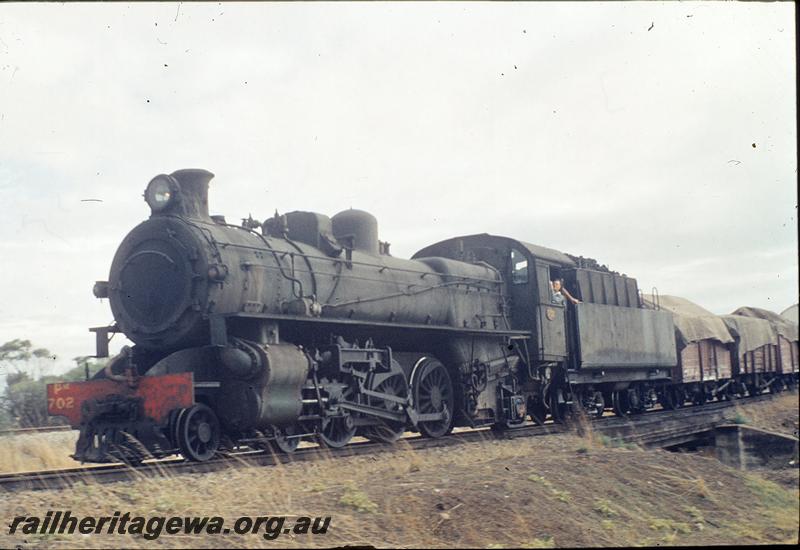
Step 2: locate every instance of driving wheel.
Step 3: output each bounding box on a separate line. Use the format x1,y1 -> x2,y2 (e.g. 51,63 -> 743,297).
319,413 -> 356,448
413,358 -> 454,438
362,373 -> 409,444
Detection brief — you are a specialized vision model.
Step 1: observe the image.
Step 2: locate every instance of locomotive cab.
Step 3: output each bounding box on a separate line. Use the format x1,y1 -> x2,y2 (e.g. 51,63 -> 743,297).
414,234 -> 677,418
414,234 -> 577,362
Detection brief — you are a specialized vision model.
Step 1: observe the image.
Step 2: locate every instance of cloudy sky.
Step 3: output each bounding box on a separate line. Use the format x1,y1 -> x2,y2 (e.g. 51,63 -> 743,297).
0,2 -> 796,377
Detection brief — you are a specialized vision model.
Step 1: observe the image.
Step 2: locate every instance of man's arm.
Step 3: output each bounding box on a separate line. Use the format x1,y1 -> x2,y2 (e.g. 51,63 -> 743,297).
562,287 -> 581,305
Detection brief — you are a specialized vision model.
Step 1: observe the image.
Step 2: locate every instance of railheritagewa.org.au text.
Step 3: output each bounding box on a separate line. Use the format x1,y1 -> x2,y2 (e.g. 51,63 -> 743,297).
8,511 -> 331,541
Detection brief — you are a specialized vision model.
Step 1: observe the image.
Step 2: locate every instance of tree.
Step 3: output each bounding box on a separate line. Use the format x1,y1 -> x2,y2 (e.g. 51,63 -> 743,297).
1,339 -> 110,428
1,339 -> 58,428
0,338 -> 56,380
3,374 -> 51,428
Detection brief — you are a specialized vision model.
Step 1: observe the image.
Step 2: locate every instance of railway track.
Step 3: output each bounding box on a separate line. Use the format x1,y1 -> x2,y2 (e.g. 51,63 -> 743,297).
0,425 -> 71,437
0,392 -> 783,493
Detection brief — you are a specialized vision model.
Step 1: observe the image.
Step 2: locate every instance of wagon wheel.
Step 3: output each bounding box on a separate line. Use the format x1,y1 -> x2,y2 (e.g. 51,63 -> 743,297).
627,387 -> 645,415
273,425 -> 300,454
660,387 -> 678,410
692,388 -> 707,406
548,387 -> 571,424
362,373 -> 409,444
612,390 -> 630,417
673,387 -> 686,408
413,359 -> 454,438
178,403 -> 220,462
587,391 -> 606,419
734,381 -> 748,398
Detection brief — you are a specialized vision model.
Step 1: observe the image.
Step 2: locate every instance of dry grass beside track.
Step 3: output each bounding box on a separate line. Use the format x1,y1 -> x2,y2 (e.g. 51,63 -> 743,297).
0,431 -> 79,473
1,394 -> 797,548
727,392 -> 799,437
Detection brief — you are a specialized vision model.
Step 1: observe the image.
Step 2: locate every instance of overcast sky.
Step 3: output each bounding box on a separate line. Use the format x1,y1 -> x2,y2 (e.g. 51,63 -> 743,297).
0,2 -> 796,377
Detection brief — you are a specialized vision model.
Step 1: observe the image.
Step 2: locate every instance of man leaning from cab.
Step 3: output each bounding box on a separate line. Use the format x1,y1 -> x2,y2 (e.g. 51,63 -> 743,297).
550,278 -> 581,306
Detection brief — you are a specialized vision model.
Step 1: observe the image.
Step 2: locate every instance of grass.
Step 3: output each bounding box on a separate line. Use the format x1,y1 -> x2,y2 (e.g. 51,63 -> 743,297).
684,505 -> 705,530
728,393 -> 799,435
592,498 -> 618,518
731,412 -> 750,425
522,536 -> 555,548
744,474 -> 796,509
0,431 -> 80,473
1,392 -> 797,548
338,483 -> 378,514
649,518 -> 692,535
306,481 -> 328,493
3,432 -> 797,548
528,473 -> 571,502
741,474 -> 799,542
591,434 -> 637,451
694,476 -> 712,500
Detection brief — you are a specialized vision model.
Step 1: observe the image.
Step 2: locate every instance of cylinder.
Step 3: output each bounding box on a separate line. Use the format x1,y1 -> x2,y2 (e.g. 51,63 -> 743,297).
216,343 -> 310,430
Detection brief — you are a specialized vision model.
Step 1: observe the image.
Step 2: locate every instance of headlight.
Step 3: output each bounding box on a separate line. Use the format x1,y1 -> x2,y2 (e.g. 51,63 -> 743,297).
144,174 -> 179,212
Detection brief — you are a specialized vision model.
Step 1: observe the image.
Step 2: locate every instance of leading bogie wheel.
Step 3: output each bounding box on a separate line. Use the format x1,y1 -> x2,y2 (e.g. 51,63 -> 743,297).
273,425 -> 301,454
413,358 -> 454,438
169,408 -> 188,455
178,403 -> 221,462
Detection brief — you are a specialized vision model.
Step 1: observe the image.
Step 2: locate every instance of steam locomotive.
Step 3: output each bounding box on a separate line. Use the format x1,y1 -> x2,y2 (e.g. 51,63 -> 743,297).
46,169 -> 799,463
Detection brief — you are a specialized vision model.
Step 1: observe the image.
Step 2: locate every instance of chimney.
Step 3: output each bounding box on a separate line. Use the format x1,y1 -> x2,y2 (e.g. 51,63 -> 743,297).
170,168 -> 214,220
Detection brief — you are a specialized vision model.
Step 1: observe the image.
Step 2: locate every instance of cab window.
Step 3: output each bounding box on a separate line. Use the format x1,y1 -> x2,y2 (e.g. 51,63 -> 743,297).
510,249 -> 528,284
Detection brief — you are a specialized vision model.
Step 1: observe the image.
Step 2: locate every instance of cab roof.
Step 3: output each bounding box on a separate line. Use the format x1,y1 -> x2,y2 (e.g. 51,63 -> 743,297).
413,233 -> 577,267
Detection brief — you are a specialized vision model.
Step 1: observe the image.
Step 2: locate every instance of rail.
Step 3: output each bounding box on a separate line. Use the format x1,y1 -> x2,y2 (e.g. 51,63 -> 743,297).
0,392 -> 784,493
0,425 -> 71,437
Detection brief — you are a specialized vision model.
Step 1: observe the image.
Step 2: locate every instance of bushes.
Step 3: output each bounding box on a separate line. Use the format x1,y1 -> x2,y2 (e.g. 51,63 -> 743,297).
1,339 -> 106,428
2,364 -> 101,428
